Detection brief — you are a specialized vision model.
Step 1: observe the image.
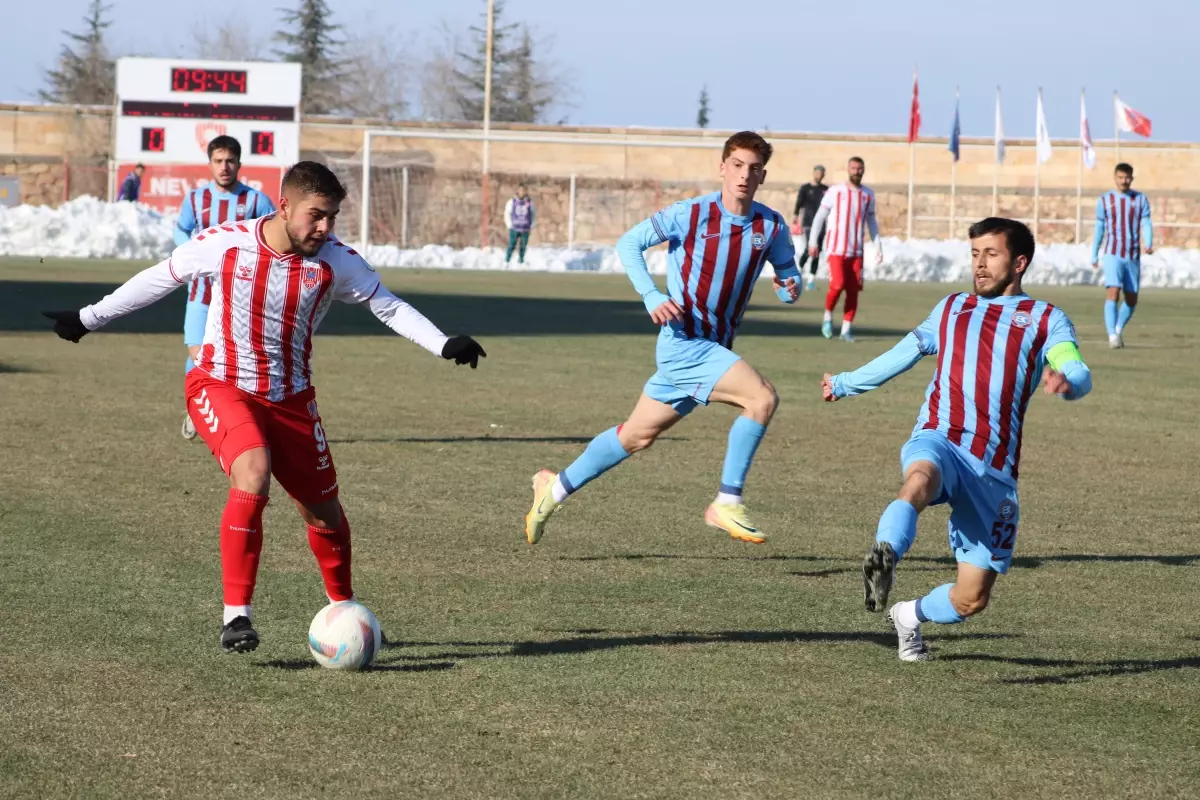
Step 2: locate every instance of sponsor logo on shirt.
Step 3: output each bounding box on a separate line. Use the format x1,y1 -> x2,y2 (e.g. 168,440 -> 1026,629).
236,262 -> 255,281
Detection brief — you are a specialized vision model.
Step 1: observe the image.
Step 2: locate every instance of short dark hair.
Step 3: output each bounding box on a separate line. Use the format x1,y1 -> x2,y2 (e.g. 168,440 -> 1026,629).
134,162 -> 144,169
1115,162 -> 1133,175
849,156 -> 865,167
968,217 -> 1035,265
722,131 -> 773,165
281,161 -> 346,202
208,135 -> 242,160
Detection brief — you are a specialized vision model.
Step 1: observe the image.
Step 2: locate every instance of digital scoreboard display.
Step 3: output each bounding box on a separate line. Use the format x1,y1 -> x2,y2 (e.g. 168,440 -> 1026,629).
171,67 -> 248,94
140,126 -> 165,152
250,131 -> 275,156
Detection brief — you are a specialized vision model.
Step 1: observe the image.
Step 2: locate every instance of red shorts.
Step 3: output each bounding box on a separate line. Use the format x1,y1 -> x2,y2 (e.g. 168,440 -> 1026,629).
828,255 -> 865,292
185,371 -> 339,505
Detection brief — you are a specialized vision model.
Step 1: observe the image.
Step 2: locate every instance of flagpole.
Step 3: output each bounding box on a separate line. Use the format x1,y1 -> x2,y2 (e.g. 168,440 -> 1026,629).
1034,87 -> 1042,240
1114,90 -> 1120,164
950,86 -> 958,239
993,86 -> 1000,217
1077,89 -> 1085,243
906,63 -> 917,241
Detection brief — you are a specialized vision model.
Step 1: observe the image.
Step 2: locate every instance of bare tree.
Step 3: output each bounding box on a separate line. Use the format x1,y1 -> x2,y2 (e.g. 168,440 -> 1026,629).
417,22 -> 466,122
192,20 -> 266,61
339,27 -> 411,121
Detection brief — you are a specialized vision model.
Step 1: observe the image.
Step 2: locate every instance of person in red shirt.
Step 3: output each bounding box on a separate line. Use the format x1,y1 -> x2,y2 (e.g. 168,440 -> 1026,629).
44,161 -> 486,655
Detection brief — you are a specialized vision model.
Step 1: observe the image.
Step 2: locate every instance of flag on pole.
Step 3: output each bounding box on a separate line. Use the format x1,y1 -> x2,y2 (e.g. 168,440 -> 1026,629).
908,67 -> 921,143
1114,95 -> 1152,137
1035,89 -> 1052,164
948,90 -> 961,161
994,87 -> 1005,164
1080,91 -> 1096,169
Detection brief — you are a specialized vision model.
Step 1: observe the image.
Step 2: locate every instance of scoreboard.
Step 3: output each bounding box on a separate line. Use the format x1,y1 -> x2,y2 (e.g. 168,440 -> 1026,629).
113,58 -> 301,212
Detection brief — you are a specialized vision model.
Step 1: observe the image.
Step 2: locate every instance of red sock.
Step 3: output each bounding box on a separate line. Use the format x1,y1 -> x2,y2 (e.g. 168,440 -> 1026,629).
221,489 -> 269,605
308,508 -> 353,601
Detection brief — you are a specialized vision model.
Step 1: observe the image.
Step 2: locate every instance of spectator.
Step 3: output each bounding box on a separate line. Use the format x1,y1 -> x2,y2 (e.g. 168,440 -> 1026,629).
118,164 -> 145,202
504,184 -> 535,264
793,164 -> 828,290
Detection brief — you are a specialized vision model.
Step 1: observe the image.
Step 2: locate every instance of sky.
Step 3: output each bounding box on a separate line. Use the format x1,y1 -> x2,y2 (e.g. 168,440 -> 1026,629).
4,0 -> 1198,141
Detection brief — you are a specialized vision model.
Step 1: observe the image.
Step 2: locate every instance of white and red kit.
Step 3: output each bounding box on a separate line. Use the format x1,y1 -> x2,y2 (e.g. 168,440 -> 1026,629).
79,217 -> 449,504
808,181 -> 879,322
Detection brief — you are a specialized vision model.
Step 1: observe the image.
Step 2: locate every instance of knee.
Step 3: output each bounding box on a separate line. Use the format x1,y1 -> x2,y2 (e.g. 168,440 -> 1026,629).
618,426 -> 658,454
298,500 -> 342,529
951,587 -> 991,618
747,381 -> 779,423
1124,293 -> 1138,308
229,448 -> 271,495
898,462 -> 940,510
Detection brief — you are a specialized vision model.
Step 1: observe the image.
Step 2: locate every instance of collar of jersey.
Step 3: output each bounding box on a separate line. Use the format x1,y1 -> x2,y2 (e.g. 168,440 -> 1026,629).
714,195 -> 754,225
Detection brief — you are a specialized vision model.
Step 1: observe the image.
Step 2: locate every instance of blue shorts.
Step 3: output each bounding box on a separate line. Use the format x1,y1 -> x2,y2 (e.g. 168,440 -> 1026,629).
1102,255 -> 1140,294
901,429 -> 1020,574
184,297 -> 210,347
643,326 -> 741,416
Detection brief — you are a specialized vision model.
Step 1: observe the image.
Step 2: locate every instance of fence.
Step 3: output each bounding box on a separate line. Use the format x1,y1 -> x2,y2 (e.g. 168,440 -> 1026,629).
328,127 -> 1200,250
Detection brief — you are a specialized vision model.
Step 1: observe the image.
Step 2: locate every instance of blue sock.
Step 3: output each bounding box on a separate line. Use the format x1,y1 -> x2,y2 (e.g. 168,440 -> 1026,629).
1103,299 -> 1118,336
559,427 -> 630,495
915,583 -> 964,625
185,356 -> 195,373
1116,302 -> 1135,332
875,499 -> 919,560
719,416 -> 767,497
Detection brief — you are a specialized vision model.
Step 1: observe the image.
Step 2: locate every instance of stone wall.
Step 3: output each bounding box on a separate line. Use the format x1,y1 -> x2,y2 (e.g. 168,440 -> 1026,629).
5,102 -> 1200,246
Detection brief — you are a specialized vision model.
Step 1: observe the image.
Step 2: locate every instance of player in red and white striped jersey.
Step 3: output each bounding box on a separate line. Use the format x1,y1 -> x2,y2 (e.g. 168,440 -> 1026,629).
807,157 -> 883,342
44,162 -> 486,655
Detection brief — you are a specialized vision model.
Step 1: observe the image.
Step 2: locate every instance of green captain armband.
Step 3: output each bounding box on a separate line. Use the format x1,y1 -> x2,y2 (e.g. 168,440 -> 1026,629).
1046,341 -> 1083,371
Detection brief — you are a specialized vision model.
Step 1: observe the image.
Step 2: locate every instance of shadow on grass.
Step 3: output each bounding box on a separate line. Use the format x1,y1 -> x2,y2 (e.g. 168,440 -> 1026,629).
939,652 -> 1200,685
0,280 -> 911,340
329,435 -> 687,445
0,362 -> 36,374
568,553 -> 1200,574
259,659 -> 456,673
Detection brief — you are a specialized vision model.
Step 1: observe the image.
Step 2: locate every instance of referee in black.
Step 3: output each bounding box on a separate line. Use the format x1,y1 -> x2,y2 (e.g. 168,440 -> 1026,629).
793,164 -> 828,289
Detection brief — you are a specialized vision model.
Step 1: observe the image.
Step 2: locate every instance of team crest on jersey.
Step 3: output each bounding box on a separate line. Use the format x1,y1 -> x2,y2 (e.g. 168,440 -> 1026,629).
1011,311 -> 1032,329
302,264 -> 321,290
998,499 -> 1017,521
751,232 -> 766,249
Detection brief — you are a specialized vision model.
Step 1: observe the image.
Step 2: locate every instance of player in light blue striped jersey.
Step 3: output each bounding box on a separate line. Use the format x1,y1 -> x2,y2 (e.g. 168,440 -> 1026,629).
1091,162 -> 1152,349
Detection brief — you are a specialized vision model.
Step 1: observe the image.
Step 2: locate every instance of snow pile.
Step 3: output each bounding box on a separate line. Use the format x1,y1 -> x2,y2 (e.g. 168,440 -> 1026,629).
0,197 -> 176,259
1,197 -> 1198,288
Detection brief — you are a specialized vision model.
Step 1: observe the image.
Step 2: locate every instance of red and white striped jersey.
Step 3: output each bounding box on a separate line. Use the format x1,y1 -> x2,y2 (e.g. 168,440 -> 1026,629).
169,218 -> 383,401
816,182 -> 877,257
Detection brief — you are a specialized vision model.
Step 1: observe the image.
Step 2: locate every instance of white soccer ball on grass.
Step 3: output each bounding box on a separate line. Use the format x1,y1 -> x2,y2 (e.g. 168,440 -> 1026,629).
307,601 -> 382,670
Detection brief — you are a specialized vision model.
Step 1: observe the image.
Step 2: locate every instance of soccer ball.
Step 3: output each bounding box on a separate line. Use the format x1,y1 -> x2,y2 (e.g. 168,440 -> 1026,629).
307,601 -> 382,671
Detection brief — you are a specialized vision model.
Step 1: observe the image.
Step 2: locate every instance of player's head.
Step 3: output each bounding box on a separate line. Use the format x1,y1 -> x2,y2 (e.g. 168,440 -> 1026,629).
720,131 -> 773,203
207,135 -> 242,190
278,161 -> 347,257
812,164 -> 825,183
847,157 -> 865,186
1114,162 -> 1134,192
134,163 -> 145,176
968,217 -> 1035,298
516,183 -> 527,197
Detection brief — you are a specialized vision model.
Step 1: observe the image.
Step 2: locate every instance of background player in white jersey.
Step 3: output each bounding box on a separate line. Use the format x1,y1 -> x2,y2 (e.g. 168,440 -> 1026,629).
177,135 -> 275,440
808,157 -> 882,342
822,218 -> 1091,661
43,162 -> 486,655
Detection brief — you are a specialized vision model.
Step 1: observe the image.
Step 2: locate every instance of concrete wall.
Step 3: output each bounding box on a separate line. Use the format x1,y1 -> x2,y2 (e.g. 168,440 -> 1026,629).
4,102 -> 1199,245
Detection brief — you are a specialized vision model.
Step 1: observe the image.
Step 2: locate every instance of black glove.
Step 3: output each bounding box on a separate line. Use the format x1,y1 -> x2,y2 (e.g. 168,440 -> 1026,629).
43,310 -> 90,343
440,335 -> 486,369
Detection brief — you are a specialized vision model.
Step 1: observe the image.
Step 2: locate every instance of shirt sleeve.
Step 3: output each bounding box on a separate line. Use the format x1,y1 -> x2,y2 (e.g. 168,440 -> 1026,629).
174,191 -> 197,247
831,333 -> 926,398
766,217 -> 799,279
809,189 -> 835,244
1091,197 -> 1106,263
331,248 -> 384,304
1141,194 -> 1153,251
1042,306 -> 1079,354
1043,308 -> 1091,402
253,191 -> 277,217
78,257 -> 192,330
366,286 -> 449,356
865,192 -> 880,240
649,201 -> 688,245
617,218 -> 670,312
911,296 -> 951,355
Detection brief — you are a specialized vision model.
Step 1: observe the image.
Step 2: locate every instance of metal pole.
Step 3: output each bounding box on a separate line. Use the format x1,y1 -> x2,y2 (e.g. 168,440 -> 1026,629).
1034,92 -> 1042,241
401,165 -> 409,248
906,142 -> 915,240
480,0 -> 495,249
992,85 -> 1001,217
1076,90 -> 1084,244
949,156 -> 957,239
568,173 -> 576,249
1114,90 -> 1120,164
359,130 -> 372,248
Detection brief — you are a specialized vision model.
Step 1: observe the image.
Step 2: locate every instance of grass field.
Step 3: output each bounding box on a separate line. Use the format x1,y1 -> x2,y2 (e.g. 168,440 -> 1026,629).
1,257 -> 1198,799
